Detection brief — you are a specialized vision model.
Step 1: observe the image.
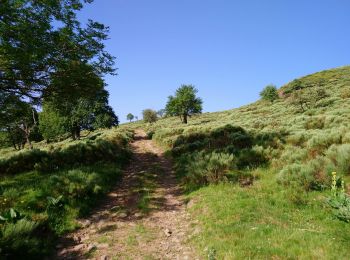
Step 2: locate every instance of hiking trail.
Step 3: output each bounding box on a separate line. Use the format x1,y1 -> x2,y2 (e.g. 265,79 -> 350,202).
56,129 -> 199,259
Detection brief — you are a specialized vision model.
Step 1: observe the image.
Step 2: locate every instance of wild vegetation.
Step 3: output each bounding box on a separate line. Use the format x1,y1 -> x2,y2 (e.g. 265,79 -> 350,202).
0,1 -> 128,258
0,128 -> 132,258
125,66 -> 350,258
1,0 -> 349,258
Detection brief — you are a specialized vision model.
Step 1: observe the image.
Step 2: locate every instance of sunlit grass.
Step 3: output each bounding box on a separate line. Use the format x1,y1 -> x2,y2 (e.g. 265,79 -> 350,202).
188,168 -> 350,259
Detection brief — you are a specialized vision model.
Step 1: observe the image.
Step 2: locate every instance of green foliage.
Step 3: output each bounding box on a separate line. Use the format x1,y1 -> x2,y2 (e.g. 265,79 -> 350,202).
165,85 -> 202,124
178,152 -> 236,190
0,129 -> 132,258
39,104 -> 67,142
0,130 -> 131,175
327,172 -> 350,222
0,219 -> 41,257
43,86 -> 119,140
127,113 -> 134,122
122,65 -> 350,258
260,84 -> 279,102
340,87 -> 350,99
0,0 -> 115,101
0,94 -> 39,150
0,208 -> 25,224
142,109 -> 158,123
325,144 -> 350,175
171,124 -> 253,156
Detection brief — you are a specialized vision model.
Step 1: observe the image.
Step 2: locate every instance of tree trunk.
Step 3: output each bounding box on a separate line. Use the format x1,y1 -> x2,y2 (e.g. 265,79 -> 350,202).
71,123 -> 81,140
26,134 -> 33,149
183,114 -> 188,124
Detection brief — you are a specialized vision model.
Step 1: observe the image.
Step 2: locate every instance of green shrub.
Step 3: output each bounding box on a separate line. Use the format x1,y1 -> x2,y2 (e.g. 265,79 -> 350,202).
179,152 -> 236,190
277,157 -> 332,190
304,117 -> 325,129
307,131 -> 342,151
260,84 -> 279,103
327,172 -> 350,222
142,109 -> 158,123
0,131 -> 131,175
0,219 -> 41,258
325,144 -> 350,175
340,87 -> 350,99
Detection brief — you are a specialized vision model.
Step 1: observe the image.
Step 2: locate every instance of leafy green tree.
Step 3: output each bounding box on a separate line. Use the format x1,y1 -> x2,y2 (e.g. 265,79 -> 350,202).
165,85 -> 202,124
0,94 -> 38,149
288,87 -> 329,112
142,109 -> 158,123
38,104 -> 67,142
127,113 -> 134,122
41,88 -> 118,140
260,84 -> 279,103
0,0 -> 115,102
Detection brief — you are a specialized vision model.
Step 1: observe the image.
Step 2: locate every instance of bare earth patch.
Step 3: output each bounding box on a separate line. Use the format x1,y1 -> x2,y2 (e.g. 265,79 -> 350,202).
56,130 -> 199,259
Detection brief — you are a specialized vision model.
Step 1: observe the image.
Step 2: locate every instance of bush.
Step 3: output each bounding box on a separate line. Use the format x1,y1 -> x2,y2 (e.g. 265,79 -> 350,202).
304,117 -> 325,130
340,87 -> 350,99
0,218 -> 42,258
325,144 -> 350,175
142,109 -> 158,123
277,157 -> 332,190
260,84 -> 279,103
171,125 -> 253,156
0,131 -> 131,175
179,152 -> 236,190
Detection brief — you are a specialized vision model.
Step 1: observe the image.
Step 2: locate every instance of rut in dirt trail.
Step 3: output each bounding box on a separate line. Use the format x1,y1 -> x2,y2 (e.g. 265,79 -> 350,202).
56,129 -> 199,259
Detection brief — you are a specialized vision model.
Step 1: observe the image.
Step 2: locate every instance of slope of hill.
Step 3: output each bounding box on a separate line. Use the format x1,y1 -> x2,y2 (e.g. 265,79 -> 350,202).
123,66 -> 350,259
0,128 -> 133,258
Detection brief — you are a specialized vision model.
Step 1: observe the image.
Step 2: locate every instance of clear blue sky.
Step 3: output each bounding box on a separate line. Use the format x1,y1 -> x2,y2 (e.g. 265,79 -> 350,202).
77,0 -> 350,123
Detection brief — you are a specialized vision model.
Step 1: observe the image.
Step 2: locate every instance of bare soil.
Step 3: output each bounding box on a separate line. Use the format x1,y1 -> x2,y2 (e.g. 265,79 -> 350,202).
56,130 -> 199,260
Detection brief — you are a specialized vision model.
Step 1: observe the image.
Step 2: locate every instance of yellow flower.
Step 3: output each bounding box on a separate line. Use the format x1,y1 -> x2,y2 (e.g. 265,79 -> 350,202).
332,172 -> 337,176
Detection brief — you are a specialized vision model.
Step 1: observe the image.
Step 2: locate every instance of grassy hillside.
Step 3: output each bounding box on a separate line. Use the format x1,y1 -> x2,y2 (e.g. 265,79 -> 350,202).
124,66 -> 350,258
0,128 -> 132,258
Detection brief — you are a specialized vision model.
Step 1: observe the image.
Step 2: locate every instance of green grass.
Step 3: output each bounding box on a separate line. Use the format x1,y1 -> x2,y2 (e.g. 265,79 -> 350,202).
188,169 -> 350,259
123,65 -> 350,258
0,128 -> 132,258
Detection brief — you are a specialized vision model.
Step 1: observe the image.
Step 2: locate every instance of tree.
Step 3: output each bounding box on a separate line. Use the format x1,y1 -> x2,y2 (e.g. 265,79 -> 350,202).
0,0 -> 115,103
41,87 -> 118,140
142,109 -> 158,123
157,109 -> 166,118
165,85 -> 202,124
0,94 -> 38,149
127,113 -> 134,122
260,84 -> 279,103
288,87 -> 329,112
39,104 -> 67,142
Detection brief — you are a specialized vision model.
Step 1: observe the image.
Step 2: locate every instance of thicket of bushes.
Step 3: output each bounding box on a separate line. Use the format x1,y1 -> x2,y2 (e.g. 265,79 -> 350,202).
161,124 -> 269,191
0,129 -> 132,258
0,130 -> 132,175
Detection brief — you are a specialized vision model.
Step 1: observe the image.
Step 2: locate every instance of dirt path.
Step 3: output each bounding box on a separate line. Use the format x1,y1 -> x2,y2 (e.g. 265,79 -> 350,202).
56,130 -> 199,260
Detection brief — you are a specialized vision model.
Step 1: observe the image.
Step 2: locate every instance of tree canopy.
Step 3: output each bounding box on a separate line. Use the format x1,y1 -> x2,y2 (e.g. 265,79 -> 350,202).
127,113 -> 134,122
142,109 -> 158,123
0,0 -> 115,102
165,85 -> 202,124
0,0 -> 118,147
260,84 -> 279,103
